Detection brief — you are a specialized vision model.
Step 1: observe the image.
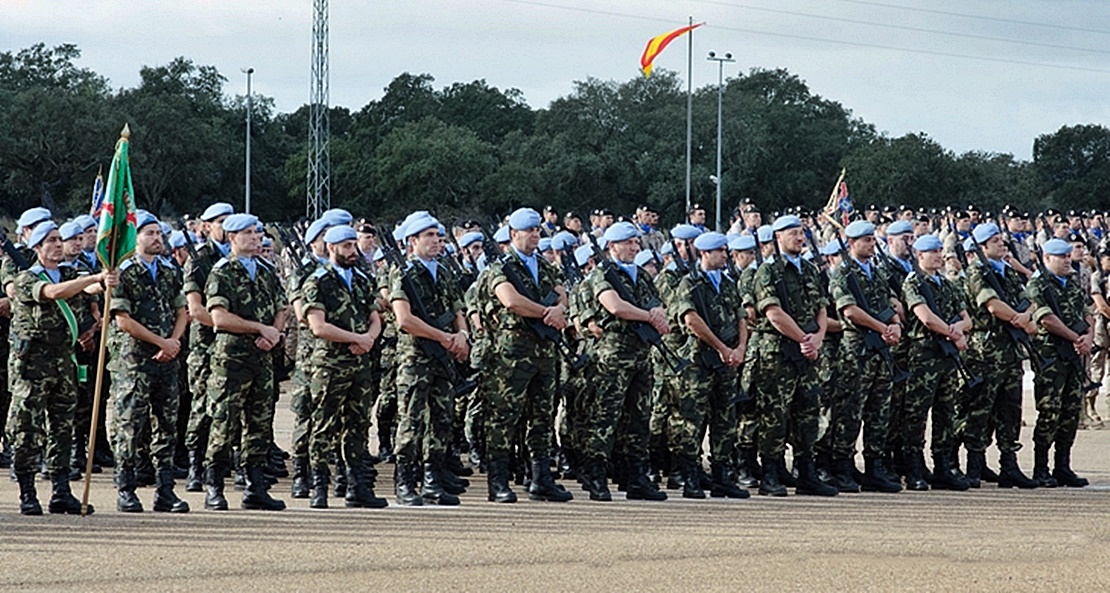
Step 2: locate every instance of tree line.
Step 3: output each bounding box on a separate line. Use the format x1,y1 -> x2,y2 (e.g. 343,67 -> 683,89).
2,43 -> 1108,228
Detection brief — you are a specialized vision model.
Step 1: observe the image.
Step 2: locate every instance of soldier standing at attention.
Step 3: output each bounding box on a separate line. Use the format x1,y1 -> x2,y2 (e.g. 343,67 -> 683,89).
182,202 -> 233,492
390,212 -> 470,506
8,221 -> 118,515
203,213 -> 288,511
107,212 -> 190,513
485,208 -> 574,503
1027,238 -> 1093,488
749,215 -> 834,497
302,225 -> 388,509
581,222 -> 669,502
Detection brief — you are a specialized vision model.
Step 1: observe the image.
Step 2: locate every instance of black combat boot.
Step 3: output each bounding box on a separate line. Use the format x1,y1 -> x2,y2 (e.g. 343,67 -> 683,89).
964,450 -> 985,489
831,457 -> 861,493
980,461 -> 1000,483
394,461 -> 423,506
333,459 -> 347,498
626,462 -> 667,501
486,458 -> 517,503
346,466 -> 388,508
135,455 -> 156,487
735,448 -> 758,488
710,462 -> 750,499
185,450 -> 204,492
779,455 -> 797,488
794,455 -> 838,497
204,464 -> 229,511
529,458 -> 573,502
445,452 -> 474,477
422,457 -> 460,506
860,457 -> 902,493
152,468 -> 190,513
904,451 -> 929,491
241,464 -> 286,510
268,446 -> 289,478
682,459 -> 706,499
1032,445 -> 1058,488
1052,447 -> 1089,487
584,458 -> 612,502
930,454 -> 969,491
437,465 -> 468,495
291,457 -> 310,498
758,455 -> 787,497
310,465 -> 329,509
814,450 -> 834,486
46,471 -> 86,514
16,472 -> 43,515
997,451 -> 1038,489
378,431 -> 395,464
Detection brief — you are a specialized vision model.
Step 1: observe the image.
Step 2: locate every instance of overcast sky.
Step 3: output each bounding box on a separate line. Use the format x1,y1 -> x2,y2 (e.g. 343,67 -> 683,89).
3,0 -> 1108,160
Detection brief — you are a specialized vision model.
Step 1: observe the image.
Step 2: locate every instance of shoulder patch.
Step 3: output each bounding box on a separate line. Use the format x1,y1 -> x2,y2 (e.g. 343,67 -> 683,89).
311,267 -> 328,278
212,257 -> 229,270
28,264 -> 45,275
119,258 -> 137,272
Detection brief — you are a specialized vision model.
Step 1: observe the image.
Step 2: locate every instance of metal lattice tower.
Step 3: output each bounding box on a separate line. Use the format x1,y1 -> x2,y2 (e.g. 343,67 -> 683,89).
306,0 -> 331,219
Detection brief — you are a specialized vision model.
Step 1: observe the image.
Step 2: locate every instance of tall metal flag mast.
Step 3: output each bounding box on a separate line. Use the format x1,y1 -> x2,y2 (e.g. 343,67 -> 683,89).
306,0 -> 331,220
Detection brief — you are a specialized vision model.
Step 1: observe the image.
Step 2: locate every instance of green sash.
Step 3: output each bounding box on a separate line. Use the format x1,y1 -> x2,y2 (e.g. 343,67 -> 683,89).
37,271 -> 87,383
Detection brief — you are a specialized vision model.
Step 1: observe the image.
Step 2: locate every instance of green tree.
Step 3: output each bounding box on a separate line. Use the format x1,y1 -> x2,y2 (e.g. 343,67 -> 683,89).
1033,124 -> 1110,210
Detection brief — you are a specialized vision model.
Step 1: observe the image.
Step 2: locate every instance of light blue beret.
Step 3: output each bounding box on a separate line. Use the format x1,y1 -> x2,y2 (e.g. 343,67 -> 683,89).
634,250 -> 657,267
603,222 -> 639,243
574,244 -> 594,267
1042,238 -> 1073,256
74,214 -> 97,231
972,223 -> 1000,244
757,225 -> 774,243
494,226 -> 511,243
660,242 -> 674,256
771,215 -> 802,232
597,236 -> 608,250
159,222 -> 173,236
693,231 -> 728,251
200,202 -> 234,222
324,225 -> 358,244
508,208 -> 541,231
392,225 -> 406,243
845,220 -> 876,239
135,210 -> 159,231
404,212 -> 440,239
437,223 -> 447,237
887,220 -> 914,235
671,224 -> 702,241
538,237 -> 553,252
372,248 -> 385,262
222,213 -> 259,233
729,235 -> 756,252
913,234 -> 943,252
59,221 -> 84,241
27,221 -> 58,249
552,231 -> 577,250
18,207 -> 53,230
304,218 -> 330,244
819,242 -> 841,256
962,237 -> 976,253
459,231 -> 483,248
322,208 -> 353,225
168,230 -> 188,249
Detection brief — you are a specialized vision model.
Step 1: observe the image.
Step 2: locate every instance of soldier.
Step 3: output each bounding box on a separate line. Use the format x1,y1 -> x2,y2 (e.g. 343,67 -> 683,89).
58,221 -> 102,479
203,213 -> 289,511
485,208 -> 574,503
580,222 -> 669,502
301,225 -> 388,509
1027,239 -> 1093,487
825,220 -> 903,494
389,212 -> 470,506
687,204 -> 708,233
7,221 -> 118,515
900,234 -> 972,491
735,226 -> 774,488
749,215 -> 836,497
962,223 -> 1038,489
107,212 -> 190,513
669,231 -> 750,499
540,205 -> 561,237
182,202 -> 233,492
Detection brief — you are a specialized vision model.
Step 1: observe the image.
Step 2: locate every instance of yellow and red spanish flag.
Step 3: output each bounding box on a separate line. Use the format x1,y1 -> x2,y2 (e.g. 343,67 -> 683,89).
640,23 -> 703,77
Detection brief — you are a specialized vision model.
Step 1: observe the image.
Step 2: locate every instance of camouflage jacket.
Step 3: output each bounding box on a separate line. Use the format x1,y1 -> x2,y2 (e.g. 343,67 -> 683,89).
301,261 -> 378,364
108,255 -> 186,365
1,244 -> 34,294
1027,269 -> 1090,348
673,269 -> 746,359
205,254 -> 286,357
965,259 -> 1030,334
388,256 -> 464,357
487,248 -> 562,334
655,265 -> 687,350
830,257 -> 896,338
183,240 -> 227,348
902,271 -> 966,341
752,256 -> 828,336
591,259 -> 662,339
60,257 -> 99,334
11,263 -> 79,347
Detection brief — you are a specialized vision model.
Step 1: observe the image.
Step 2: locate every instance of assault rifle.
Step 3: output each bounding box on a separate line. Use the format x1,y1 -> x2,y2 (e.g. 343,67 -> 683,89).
907,257 -> 983,389
767,230 -> 820,364
0,227 -> 32,271
477,223 -> 587,371
833,235 -> 909,383
584,234 -> 690,373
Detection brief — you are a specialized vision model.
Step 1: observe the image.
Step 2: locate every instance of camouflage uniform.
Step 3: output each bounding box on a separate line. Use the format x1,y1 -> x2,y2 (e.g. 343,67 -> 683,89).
0,245 -> 34,460
106,255 -> 187,472
204,255 -> 286,470
560,268 -> 600,471
287,256 -> 325,461
61,257 -> 100,473
375,270 -> 400,457
463,270 -> 494,458
1027,271 -> 1089,454
650,265 -> 685,475
182,241 -> 225,456
301,262 -> 379,473
736,263 -> 761,460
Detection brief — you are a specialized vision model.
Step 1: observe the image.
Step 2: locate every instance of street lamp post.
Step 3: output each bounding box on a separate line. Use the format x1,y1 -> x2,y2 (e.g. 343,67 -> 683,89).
707,51 -> 733,232
243,68 -> 254,214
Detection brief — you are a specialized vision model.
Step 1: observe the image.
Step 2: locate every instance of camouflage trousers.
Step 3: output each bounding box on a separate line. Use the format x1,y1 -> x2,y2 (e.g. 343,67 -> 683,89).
649,355 -> 680,458
750,334 -> 820,458
309,357 -> 373,470
736,332 -> 763,450
107,358 -> 180,471
183,344 -> 212,452
582,335 -> 653,465
289,329 -> 315,459
886,342 -> 910,455
485,332 -> 556,462
962,334 -> 1024,454
668,359 -> 738,465
901,343 -> 961,457
375,345 -> 399,448
6,342 -> 76,474
825,337 -> 893,459
1032,352 -> 1084,450
394,352 -> 455,464
205,351 -> 273,468
558,349 -> 592,456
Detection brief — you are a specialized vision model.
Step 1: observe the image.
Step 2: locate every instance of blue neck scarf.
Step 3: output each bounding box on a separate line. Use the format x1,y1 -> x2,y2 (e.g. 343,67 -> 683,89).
418,257 -> 438,283
240,256 -> 257,281
705,269 -> 722,293
336,265 -> 353,289
513,246 -> 539,285
781,252 -> 803,273
613,258 -> 638,284
142,257 -> 159,281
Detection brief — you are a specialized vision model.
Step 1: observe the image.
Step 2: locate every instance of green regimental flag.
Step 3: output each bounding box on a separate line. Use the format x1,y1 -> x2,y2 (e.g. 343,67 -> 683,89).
96,124 -> 138,270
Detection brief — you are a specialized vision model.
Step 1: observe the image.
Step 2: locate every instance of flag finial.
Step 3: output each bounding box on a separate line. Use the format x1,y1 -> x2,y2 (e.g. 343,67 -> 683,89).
120,124 -> 130,140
